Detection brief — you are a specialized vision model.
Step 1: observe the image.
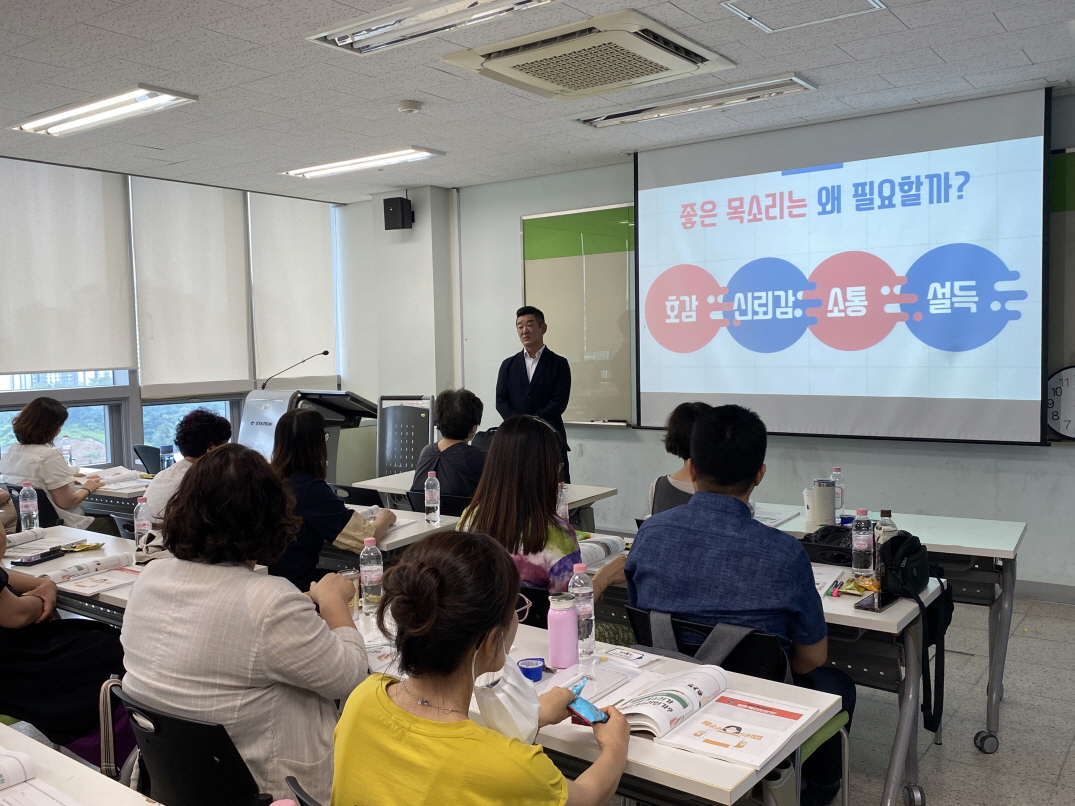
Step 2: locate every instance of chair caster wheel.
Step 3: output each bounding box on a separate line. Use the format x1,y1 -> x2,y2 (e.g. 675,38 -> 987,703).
973,730 -> 999,754
903,784 -> 925,805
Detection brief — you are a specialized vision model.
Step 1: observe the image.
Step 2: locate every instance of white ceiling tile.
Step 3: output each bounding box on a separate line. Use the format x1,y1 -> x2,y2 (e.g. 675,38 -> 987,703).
48,57 -> 174,94
882,47 -> 1029,86
239,63 -> 377,99
840,76 -> 975,108
153,60 -> 273,93
123,28 -> 259,72
0,0 -> 127,37
84,0 -> 246,41
839,12 -> 1006,60
204,0 -> 374,43
121,125 -> 228,149
739,10 -> 910,57
222,37 -> 356,75
0,29 -> 32,54
966,56 -> 1075,88
994,0 -> 1075,32
889,0 -> 1009,29
6,23 -> 150,70
0,82 -> 95,116
934,22 -> 1075,63
0,54 -> 71,90
646,0 -> 733,24
181,85 -> 285,116
435,3 -> 591,49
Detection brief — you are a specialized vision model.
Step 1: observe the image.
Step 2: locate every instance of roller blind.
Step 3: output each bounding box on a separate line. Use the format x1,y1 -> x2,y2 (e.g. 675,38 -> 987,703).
248,193 -> 336,387
0,158 -> 136,374
131,177 -> 252,396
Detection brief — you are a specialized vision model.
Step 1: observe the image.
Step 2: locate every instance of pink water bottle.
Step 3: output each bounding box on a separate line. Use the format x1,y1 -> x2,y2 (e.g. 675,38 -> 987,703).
547,593 -> 579,669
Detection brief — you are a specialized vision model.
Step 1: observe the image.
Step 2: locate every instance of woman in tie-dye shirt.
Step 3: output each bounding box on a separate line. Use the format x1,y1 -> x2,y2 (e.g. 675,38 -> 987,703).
460,416 -> 582,596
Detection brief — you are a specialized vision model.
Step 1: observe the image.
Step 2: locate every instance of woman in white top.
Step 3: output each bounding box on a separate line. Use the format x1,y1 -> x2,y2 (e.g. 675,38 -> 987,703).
121,444 -> 367,803
143,408 -> 231,522
0,397 -> 109,532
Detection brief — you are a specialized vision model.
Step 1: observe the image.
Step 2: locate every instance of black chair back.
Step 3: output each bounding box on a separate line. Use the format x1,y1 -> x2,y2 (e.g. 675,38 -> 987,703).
376,398 -> 434,476
285,776 -> 324,806
111,686 -> 272,806
626,605 -> 788,683
5,483 -> 64,529
404,490 -> 471,518
133,445 -> 162,475
328,483 -> 382,508
111,513 -> 136,540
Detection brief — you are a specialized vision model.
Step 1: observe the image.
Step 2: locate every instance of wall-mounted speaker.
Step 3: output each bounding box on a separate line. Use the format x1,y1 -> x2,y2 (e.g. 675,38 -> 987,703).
383,197 -> 414,229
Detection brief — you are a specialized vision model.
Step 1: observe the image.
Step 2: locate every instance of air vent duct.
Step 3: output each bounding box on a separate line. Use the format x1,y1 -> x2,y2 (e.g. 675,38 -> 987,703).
442,11 -> 734,99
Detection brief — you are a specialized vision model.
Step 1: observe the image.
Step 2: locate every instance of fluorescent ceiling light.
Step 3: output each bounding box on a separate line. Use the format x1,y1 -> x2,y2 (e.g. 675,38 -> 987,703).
577,75 -> 815,128
15,85 -> 197,136
308,0 -> 556,55
285,147 -> 445,178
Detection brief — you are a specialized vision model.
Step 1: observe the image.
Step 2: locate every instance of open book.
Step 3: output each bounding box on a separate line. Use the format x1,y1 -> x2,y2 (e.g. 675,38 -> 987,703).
0,746 -> 83,806
38,554 -> 136,585
4,531 -> 88,561
609,666 -> 818,769
577,535 -> 627,570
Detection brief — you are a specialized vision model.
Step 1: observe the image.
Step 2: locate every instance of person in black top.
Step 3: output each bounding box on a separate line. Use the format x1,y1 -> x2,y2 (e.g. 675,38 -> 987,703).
410,389 -> 486,500
269,408 -> 395,591
649,402 -> 712,515
496,306 -> 573,482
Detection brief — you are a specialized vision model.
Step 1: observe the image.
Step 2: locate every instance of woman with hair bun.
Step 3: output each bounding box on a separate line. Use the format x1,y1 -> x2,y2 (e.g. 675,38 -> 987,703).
331,530 -> 629,806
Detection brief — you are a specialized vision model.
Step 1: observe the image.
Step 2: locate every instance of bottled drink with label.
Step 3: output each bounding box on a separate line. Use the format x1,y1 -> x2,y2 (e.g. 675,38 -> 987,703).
874,510 -> 897,546
424,471 -> 441,525
829,467 -> 845,515
359,537 -> 383,617
19,482 -> 39,531
133,497 -> 153,546
556,483 -> 569,521
851,508 -> 875,579
60,435 -> 73,466
568,564 -> 596,660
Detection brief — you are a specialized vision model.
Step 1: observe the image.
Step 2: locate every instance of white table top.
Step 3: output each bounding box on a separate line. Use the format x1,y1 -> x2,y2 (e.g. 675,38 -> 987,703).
353,472 -> 617,510
768,503 -> 1026,559
503,625 -> 841,805
816,564 -> 942,633
0,722 -> 152,806
343,508 -> 458,552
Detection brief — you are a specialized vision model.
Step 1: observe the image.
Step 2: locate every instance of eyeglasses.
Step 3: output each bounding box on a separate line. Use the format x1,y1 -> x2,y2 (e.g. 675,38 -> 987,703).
515,593 -> 532,623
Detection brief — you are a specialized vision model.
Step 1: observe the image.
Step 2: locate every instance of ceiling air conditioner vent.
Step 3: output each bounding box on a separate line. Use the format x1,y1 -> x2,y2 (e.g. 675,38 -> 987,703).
443,10 -> 734,100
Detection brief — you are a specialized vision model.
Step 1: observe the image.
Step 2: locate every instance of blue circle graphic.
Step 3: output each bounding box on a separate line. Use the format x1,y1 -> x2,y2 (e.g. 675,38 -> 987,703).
900,244 -> 1026,352
723,258 -> 817,353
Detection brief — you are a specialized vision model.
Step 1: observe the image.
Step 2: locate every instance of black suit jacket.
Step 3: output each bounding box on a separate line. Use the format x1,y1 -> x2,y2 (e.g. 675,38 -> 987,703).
496,347 -> 572,449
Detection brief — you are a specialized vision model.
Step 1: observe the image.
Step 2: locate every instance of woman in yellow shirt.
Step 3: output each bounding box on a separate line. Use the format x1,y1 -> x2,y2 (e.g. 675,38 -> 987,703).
332,530 -> 629,806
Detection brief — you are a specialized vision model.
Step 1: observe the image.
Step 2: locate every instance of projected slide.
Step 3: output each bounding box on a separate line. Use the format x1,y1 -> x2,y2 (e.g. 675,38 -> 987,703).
638,135 -> 1044,441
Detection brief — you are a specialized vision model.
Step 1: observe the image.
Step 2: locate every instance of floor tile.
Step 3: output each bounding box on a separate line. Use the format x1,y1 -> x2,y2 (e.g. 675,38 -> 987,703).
1013,616 -> 1075,645
999,659 -> 1075,703
1058,748 -> 1075,790
1048,785 -> 1075,806
913,752 -> 1058,804
1028,601 -> 1075,621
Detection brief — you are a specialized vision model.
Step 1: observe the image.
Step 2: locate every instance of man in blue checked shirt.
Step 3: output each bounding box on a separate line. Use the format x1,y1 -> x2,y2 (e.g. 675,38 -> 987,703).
626,405 -> 855,806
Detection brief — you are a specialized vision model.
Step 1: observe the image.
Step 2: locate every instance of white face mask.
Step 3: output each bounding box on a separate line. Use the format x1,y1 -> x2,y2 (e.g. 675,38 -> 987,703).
473,647 -> 540,744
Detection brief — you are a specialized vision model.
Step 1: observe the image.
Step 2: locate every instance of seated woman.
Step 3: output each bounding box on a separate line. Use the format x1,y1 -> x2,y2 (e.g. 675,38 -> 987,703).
648,401 -> 711,516
121,444 -> 368,803
332,530 -> 629,806
0,397 -> 112,533
0,520 -> 132,766
144,407 -> 232,522
269,408 -> 395,591
409,389 -> 486,500
0,488 -> 15,534
461,415 -> 581,604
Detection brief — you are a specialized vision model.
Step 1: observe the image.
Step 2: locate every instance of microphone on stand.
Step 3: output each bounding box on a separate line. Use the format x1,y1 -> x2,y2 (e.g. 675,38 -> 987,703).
261,350 -> 330,390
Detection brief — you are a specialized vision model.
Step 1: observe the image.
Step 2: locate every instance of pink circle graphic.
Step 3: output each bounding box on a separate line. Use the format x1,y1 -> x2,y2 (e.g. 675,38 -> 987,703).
644,264 -> 730,353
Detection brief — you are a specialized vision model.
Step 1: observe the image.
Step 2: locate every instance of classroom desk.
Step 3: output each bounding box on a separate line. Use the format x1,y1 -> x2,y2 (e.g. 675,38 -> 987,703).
774,505 -> 1024,753
498,625 -> 842,805
0,722 -> 151,806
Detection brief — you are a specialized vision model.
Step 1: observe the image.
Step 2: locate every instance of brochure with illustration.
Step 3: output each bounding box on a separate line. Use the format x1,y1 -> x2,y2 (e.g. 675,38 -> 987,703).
38,553 -> 135,584
4,532 -> 87,558
609,666 -> 729,737
55,566 -> 141,595
0,745 -> 83,805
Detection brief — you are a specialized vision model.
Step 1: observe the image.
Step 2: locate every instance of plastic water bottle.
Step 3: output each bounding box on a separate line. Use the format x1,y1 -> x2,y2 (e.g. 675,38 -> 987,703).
359,537 -> 383,616
569,564 -> 596,660
556,482 -> 569,521
874,510 -> 898,546
829,467 -> 845,515
851,508 -> 875,579
160,445 -> 174,469
19,482 -> 39,530
60,435 -> 73,466
423,471 -> 440,525
133,497 -> 152,546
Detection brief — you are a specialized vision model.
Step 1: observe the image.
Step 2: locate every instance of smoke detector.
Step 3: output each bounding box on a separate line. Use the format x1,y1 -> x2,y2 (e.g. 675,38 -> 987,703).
442,10 -> 734,100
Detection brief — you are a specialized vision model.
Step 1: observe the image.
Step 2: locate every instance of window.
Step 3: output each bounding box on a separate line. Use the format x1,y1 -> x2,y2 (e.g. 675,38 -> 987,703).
0,371 -> 126,392
141,400 -> 231,457
0,405 -> 111,467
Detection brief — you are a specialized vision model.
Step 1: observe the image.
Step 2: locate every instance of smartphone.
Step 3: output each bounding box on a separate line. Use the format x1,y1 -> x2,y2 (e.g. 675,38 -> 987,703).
855,592 -> 901,612
12,548 -> 64,566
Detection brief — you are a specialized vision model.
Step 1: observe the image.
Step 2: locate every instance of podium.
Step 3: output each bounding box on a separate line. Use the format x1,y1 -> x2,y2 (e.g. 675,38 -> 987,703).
237,389 -> 376,483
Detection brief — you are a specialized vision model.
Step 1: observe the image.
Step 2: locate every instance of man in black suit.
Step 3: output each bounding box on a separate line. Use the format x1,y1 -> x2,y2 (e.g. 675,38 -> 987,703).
496,305 -> 573,482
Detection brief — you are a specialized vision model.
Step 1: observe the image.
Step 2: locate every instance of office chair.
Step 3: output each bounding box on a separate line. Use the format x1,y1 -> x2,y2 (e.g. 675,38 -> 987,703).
133,445 -> 161,475
405,490 -> 471,518
626,606 -> 850,806
327,483 -> 382,508
111,514 -> 136,540
110,684 -> 274,806
376,397 -> 434,476
4,483 -> 64,529
285,776 -> 324,806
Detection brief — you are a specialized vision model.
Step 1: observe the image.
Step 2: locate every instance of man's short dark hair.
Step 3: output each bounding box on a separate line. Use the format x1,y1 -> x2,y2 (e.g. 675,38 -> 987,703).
516,305 -> 545,325
435,389 -> 483,440
175,408 -> 232,458
690,405 -> 767,496
663,402 -> 712,461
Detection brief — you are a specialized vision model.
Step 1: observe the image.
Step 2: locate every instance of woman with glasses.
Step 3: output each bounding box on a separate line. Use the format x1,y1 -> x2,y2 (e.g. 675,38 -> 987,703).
269,408 -> 394,591
331,530 -> 629,806
461,416 -> 582,606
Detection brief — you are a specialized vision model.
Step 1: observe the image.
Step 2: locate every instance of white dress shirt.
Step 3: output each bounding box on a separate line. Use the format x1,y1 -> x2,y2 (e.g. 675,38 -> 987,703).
0,443 -> 92,529
523,345 -> 545,382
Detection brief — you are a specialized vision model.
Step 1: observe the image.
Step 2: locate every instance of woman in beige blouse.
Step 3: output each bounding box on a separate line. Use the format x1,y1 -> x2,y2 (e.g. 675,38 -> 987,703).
121,444 -> 367,804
